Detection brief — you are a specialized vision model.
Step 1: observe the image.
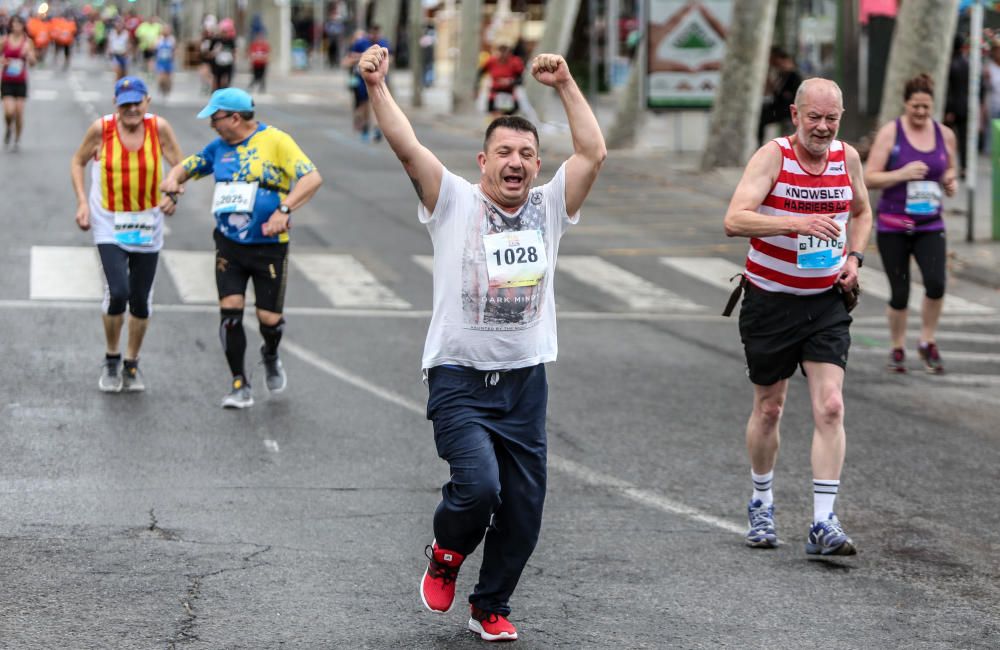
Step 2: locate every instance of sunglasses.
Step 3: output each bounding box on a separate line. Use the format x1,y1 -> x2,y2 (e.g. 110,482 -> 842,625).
210,112 -> 235,124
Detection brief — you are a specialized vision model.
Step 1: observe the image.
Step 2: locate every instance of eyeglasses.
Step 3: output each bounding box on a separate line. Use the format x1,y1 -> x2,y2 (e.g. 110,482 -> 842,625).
210,112 -> 235,124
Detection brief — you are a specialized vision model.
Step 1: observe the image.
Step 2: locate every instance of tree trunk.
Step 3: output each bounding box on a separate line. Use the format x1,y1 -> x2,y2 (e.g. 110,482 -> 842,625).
877,0 -> 959,126
524,0 -> 583,122
699,0 -> 778,171
374,0 -> 402,51
409,0 -> 423,107
452,0 -> 483,112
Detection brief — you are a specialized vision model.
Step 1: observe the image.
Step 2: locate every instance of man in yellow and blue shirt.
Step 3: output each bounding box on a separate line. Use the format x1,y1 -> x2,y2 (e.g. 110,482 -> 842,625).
161,88 -> 322,408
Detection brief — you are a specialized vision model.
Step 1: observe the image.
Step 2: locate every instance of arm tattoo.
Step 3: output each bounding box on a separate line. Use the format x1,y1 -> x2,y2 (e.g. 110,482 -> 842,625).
408,175 -> 425,201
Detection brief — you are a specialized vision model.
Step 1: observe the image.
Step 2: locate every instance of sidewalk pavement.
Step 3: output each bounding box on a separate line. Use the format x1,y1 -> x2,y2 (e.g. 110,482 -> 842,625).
264,64 -> 1000,290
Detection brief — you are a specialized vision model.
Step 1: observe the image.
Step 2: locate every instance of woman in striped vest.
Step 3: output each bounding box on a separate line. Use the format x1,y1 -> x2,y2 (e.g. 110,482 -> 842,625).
70,76 -> 183,393
723,78 -> 873,556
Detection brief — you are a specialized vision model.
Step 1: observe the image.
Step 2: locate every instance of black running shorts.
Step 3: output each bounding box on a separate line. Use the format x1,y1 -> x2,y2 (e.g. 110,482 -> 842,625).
1,80 -> 27,98
738,283 -> 852,386
213,229 -> 289,313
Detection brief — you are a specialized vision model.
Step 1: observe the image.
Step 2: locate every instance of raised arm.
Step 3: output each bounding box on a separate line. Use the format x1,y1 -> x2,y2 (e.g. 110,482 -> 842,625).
359,45 -> 443,213
70,119 -> 103,231
532,54 -> 607,216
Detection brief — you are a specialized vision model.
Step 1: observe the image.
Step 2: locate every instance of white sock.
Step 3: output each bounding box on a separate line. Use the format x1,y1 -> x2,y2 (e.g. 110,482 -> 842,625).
813,479 -> 840,522
751,470 -> 774,506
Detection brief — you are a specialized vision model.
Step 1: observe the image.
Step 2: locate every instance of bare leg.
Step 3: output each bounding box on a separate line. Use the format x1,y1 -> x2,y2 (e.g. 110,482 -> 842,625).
920,296 -> 944,344
125,316 -> 149,360
803,361 -> 846,480
746,379 -> 789,474
102,313 -> 125,355
887,306 -> 908,349
14,98 -> 25,143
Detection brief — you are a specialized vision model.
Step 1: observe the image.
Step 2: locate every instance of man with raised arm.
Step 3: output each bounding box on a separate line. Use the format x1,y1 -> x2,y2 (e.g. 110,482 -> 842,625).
358,44 -> 606,642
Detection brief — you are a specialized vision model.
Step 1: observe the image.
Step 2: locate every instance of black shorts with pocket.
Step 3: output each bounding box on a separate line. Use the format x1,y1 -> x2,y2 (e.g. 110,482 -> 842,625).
738,283 -> 851,386
213,229 -> 289,313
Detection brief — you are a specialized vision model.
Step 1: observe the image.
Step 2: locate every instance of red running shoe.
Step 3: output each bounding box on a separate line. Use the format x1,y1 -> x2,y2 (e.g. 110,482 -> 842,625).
420,541 -> 464,613
887,347 -> 906,374
469,604 -> 518,642
918,342 -> 944,374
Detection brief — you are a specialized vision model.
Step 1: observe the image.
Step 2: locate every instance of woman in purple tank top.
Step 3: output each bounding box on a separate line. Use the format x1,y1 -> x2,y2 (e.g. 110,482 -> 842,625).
864,74 -> 958,374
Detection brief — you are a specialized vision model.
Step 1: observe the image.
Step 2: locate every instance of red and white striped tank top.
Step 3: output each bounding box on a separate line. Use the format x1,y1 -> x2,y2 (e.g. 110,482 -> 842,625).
745,136 -> 853,295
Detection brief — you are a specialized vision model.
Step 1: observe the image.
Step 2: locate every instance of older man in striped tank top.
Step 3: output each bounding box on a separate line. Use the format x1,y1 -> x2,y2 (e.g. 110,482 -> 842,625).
723,78 -> 873,556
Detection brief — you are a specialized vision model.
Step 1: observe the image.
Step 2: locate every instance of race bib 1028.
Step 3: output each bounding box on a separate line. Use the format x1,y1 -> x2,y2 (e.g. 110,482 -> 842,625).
212,181 -> 258,215
483,230 -> 548,288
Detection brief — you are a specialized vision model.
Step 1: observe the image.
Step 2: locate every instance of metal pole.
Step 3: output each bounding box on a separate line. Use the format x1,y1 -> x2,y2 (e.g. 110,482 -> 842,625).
967,2 -> 983,243
588,0 -> 598,99
606,0 -> 618,88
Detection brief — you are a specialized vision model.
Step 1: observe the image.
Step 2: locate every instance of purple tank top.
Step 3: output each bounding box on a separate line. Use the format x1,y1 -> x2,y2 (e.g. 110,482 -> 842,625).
876,118 -> 948,233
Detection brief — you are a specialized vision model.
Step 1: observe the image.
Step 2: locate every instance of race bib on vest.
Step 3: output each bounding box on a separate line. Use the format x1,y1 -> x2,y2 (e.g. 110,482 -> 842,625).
212,181 -> 258,214
493,92 -> 515,111
215,50 -> 234,66
483,230 -> 548,288
113,210 -> 157,247
5,59 -> 23,76
905,180 -> 942,217
797,230 -> 846,269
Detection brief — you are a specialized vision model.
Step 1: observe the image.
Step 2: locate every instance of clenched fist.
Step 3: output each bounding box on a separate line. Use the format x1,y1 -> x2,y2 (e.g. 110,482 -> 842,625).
531,53 -> 572,87
359,45 -> 390,85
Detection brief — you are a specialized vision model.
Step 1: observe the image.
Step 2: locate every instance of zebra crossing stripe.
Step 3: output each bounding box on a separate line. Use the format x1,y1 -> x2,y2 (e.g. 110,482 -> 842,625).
30,246 -> 103,300
659,256 -> 744,292
412,255 -> 434,274
160,251 -> 218,303
857,273 -> 995,315
291,254 -> 411,309
557,255 -> 704,312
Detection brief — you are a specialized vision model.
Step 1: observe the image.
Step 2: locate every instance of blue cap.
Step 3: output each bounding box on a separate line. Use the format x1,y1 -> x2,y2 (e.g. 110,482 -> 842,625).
114,76 -> 148,105
197,88 -> 255,119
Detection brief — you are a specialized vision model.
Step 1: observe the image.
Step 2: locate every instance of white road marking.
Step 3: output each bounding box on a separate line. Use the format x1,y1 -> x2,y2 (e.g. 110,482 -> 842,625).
852,327 -> 1000,345
660,256 -> 744,292
852,347 -> 1000,363
160,250 -> 217,303
263,439 -> 280,453
291,254 -> 411,309
558,255 -> 704,312
279,339 -> 744,535
30,246 -> 103,300
858,272 -> 995,315
412,255 -> 434,274
287,93 -> 313,104
32,89 -> 58,101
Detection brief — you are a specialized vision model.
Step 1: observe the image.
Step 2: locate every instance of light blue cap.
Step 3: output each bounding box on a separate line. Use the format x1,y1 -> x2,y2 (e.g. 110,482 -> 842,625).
196,88 -> 255,119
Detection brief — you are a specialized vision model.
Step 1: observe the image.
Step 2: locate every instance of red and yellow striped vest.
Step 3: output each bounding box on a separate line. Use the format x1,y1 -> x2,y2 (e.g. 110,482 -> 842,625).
98,114 -> 162,213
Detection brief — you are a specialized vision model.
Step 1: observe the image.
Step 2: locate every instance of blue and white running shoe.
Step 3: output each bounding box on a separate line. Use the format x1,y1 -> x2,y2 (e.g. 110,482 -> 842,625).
806,514 -> 857,556
745,499 -> 778,548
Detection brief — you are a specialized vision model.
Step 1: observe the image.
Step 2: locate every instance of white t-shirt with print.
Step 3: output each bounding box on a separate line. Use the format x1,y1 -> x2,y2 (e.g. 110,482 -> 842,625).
419,162 -> 578,370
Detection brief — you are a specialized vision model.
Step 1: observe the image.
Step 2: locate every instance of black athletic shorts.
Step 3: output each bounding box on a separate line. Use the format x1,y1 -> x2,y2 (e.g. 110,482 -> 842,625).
738,283 -> 852,386
1,80 -> 27,98
213,229 -> 289,313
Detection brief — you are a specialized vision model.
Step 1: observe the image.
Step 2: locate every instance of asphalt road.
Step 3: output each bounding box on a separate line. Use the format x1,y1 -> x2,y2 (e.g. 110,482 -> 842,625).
1,59 -> 998,649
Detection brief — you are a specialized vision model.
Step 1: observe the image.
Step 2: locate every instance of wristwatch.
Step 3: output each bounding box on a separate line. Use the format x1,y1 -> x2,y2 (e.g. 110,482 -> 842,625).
847,251 -> 864,267
278,204 -> 292,215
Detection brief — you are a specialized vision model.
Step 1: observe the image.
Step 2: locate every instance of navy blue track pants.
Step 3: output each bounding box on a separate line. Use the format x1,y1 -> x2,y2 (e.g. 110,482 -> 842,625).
426,363 -> 547,617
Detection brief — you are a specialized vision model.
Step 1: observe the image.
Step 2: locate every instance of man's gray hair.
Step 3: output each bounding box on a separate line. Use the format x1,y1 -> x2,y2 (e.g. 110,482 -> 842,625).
794,78 -> 844,109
